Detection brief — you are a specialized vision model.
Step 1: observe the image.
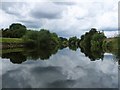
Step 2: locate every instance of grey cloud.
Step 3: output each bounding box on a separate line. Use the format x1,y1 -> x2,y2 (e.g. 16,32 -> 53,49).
1,2 -> 66,20
2,66 -> 67,88
30,3 -> 65,19
2,68 -> 31,88
56,29 -> 86,38
19,20 -> 42,28
53,2 -> 76,6
30,66 -> 62,74
47,79 -> 75,88
25,23 -> 40,29
2,63 -> 118,88
31,11 -> 61,19
73,65 -> 118,88
1,2 -> 25,16
103,28 -> 118,31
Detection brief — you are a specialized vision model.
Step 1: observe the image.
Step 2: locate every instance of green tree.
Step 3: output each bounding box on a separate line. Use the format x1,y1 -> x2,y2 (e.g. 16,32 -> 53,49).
2,23 -> 27,38
9,23 -> 27,38
23,29 -> 59,48
69,36 -> 79,46
91,32 -> 106,51
79,28 -> 106,61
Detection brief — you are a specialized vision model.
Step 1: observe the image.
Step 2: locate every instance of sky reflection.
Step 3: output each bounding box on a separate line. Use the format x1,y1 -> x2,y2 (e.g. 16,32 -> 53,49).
1,48 -> 118,88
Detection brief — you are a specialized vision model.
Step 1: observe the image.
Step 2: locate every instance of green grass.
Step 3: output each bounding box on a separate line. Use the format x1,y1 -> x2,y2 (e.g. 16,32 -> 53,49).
106,38 -> 118,49
0,38 -> 24,43
103,37 -> 119,54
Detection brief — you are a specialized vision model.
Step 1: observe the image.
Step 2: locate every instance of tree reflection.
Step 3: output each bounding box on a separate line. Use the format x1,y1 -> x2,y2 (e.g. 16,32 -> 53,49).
26,45 -> 59,60
2,44 -> 119,64
80,45 -> 104,61
68,45 -> 78,51
2,45 -> 59,64
2,52 -> 27,64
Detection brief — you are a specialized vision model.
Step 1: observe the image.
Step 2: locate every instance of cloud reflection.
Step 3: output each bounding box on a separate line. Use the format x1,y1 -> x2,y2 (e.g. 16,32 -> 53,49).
2,48 -> 118,88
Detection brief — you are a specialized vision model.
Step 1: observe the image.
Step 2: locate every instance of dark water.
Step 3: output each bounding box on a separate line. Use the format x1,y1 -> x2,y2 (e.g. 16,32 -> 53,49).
1,47 -> 119,88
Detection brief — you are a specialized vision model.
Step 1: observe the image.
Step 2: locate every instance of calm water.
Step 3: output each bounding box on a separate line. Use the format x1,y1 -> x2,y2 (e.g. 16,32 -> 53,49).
1,47 -> 119,88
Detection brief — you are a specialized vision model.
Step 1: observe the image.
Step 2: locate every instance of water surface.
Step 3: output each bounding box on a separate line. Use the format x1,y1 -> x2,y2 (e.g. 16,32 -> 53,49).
1,47 -> 118,88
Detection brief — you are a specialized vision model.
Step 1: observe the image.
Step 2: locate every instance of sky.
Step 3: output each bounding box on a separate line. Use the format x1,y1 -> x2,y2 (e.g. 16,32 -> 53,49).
0,0 -> 119,38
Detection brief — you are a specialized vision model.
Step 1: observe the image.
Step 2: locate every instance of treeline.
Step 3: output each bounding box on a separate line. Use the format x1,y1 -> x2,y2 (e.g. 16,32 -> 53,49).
1,23 -> 119,51
1,23 -> 62,49
1,23 -> 120,62
1,23 -> 79,49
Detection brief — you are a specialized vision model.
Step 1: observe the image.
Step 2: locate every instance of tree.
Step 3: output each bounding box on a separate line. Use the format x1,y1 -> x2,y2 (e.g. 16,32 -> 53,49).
79,28 -> 106,61
23,29 -> 59,48
69,36 -> 79,45
2,28 -> 12,37
9,23 -> 27,38
91,32 -> 106,51
2,23 -> 27,38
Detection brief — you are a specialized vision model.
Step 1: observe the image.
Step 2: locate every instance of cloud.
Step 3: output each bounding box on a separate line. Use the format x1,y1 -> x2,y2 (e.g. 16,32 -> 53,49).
0,1 -> 119,37
19,20 -> 43,28
30,2 -> 66,19
1,2 -> 28,17
53,2 -> 76,6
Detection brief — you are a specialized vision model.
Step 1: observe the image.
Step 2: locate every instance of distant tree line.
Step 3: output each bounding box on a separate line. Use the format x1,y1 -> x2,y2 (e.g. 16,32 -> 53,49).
1,23 -> 107,49
1,23 -> 120,62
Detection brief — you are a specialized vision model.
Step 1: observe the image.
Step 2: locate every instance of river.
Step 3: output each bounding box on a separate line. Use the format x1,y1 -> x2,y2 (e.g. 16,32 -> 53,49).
1,47 -> 119,88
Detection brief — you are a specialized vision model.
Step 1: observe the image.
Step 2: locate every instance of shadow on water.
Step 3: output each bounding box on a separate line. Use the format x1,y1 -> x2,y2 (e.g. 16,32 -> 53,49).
1,44 -> 119,64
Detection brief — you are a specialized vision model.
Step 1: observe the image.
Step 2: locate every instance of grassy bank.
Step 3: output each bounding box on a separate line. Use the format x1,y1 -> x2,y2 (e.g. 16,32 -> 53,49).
102,37 -> 119,54
0,38 -> 24,43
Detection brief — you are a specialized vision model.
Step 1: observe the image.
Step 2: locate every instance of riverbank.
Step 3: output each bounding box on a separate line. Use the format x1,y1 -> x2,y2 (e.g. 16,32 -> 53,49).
0,38 -> 25,49
1,36 -> 119,52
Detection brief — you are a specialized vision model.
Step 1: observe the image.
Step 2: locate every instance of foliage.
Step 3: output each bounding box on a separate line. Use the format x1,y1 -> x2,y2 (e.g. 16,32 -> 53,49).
59,37 -> 68,49
80,43 -> 104,61
2,23 -> 27,38
80,28 -> 106,51
51,33 -> 60,44
69,36 -> 79,46
79,28 -> 106,61
23,29 -> 59,48
91,32 -> 106,51
69,45 -> 78,51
